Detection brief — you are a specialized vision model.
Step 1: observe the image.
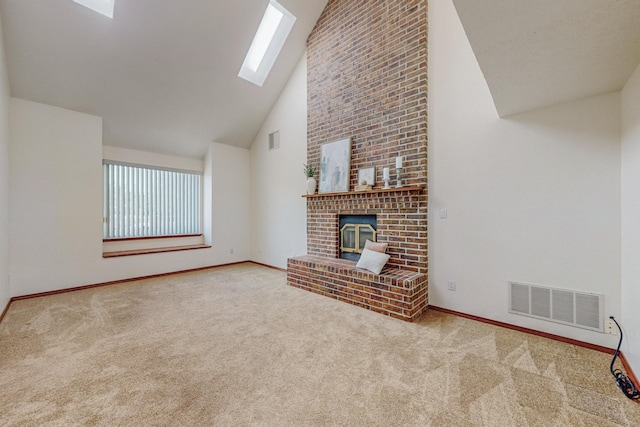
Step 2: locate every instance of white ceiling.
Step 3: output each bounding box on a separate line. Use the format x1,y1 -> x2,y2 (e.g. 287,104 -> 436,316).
0,0 -> 327,158
3,1 -> 639,158
453,0 -> 640,117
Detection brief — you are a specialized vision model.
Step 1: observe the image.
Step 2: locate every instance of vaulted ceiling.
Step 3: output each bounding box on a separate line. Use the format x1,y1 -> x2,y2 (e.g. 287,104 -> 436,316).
2,1 -> 640,158
0,0 -> 327,157
453,0 -> 640,117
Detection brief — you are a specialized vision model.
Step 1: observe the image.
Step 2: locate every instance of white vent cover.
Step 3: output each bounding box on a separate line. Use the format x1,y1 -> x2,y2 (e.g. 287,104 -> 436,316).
268,131 -> 280,151
508,281 -> 603,332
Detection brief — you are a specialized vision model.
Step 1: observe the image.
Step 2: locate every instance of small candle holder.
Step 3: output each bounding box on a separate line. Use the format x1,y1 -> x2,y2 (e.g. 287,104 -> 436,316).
396,167 -> 403,188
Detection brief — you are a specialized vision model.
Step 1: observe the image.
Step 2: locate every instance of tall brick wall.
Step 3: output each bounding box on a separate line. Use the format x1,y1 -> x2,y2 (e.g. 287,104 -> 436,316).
305,0 -> 428,274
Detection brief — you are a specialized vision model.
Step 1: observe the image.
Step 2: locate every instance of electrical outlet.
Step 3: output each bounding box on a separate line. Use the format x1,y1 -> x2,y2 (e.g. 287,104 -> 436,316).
447,280 -> 456,291
605,319 -> 618,335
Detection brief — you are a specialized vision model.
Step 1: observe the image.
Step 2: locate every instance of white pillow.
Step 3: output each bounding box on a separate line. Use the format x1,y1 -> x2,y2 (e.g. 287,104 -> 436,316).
356,248 -> 390,275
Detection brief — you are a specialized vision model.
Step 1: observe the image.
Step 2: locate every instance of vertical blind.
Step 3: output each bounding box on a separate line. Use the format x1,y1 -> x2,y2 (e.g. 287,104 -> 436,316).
103,161 -> 202,239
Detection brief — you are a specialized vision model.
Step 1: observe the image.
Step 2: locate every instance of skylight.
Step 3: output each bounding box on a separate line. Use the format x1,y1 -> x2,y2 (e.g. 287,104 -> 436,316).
239,0 -> 296,87
73,0 -> 115,19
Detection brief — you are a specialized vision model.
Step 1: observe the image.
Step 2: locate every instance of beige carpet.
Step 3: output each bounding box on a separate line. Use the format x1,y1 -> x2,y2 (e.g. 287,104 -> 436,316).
1,263 -> 639,426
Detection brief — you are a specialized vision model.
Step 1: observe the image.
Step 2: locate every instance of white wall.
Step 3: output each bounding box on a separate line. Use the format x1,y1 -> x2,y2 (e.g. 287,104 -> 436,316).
0,11 -> 11,310
429,0 -> 621,347
10,98 -> 251,296
103,145 -> 204,172
249,54 -> 308,269
10,98 -> 104,295
207,142 -> 251,261
621,63 -> 640,372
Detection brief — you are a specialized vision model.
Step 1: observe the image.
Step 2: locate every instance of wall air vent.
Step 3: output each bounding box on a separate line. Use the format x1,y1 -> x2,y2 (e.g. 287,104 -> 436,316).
508,281 -> 603,332
269,130 -> 280,151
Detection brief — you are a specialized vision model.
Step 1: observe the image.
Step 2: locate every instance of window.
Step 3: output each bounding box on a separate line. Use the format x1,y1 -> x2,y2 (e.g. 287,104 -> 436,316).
103,161 -> 202,239
238,0 -> 296,87
73,0 -> 115,19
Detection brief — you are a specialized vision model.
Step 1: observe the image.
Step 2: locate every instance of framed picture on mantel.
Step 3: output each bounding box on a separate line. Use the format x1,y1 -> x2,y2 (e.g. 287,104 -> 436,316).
358,167 -> 375,187
319,137 -> 352,193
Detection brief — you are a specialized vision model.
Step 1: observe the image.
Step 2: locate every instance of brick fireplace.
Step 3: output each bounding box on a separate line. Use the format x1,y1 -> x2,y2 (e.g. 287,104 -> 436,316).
287,0 -> 428,321
306,189 -> 427,272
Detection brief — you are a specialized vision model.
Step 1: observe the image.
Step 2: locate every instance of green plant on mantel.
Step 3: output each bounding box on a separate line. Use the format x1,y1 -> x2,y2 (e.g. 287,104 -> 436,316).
303,163 -> 315,178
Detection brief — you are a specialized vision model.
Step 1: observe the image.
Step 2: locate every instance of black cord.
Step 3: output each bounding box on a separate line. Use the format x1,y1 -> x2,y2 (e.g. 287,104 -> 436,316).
609,316 -> 640,401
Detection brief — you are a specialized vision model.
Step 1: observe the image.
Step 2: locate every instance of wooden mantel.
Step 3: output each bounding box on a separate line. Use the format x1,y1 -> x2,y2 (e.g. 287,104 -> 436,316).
302,184 -> 424,198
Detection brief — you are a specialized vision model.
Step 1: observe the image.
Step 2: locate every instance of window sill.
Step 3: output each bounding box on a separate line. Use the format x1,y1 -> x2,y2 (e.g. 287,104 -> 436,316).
103,244 -> 211,258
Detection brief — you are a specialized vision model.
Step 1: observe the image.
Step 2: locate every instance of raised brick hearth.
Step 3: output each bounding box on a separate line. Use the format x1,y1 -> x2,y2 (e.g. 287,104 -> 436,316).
288,255 -> 427,321
289,186 -> 428,321
287,0 -> 428,321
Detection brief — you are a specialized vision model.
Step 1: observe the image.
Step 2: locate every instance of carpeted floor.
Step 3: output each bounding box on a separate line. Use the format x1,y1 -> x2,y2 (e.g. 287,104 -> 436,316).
1,263 -> 639,426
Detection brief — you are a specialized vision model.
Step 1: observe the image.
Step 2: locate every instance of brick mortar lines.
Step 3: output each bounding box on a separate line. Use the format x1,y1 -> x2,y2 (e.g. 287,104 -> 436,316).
292,0 -> 428,320
306,0 -> 428,261
287,258 -> 428,321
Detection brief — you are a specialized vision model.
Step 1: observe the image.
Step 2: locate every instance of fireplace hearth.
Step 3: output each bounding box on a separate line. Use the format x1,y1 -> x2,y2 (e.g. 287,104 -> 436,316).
289,187 -> 428,320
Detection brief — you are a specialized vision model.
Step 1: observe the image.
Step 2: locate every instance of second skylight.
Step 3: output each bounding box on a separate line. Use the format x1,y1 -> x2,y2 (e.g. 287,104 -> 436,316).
239,0 -> 296,87
73,0 -> 115,19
